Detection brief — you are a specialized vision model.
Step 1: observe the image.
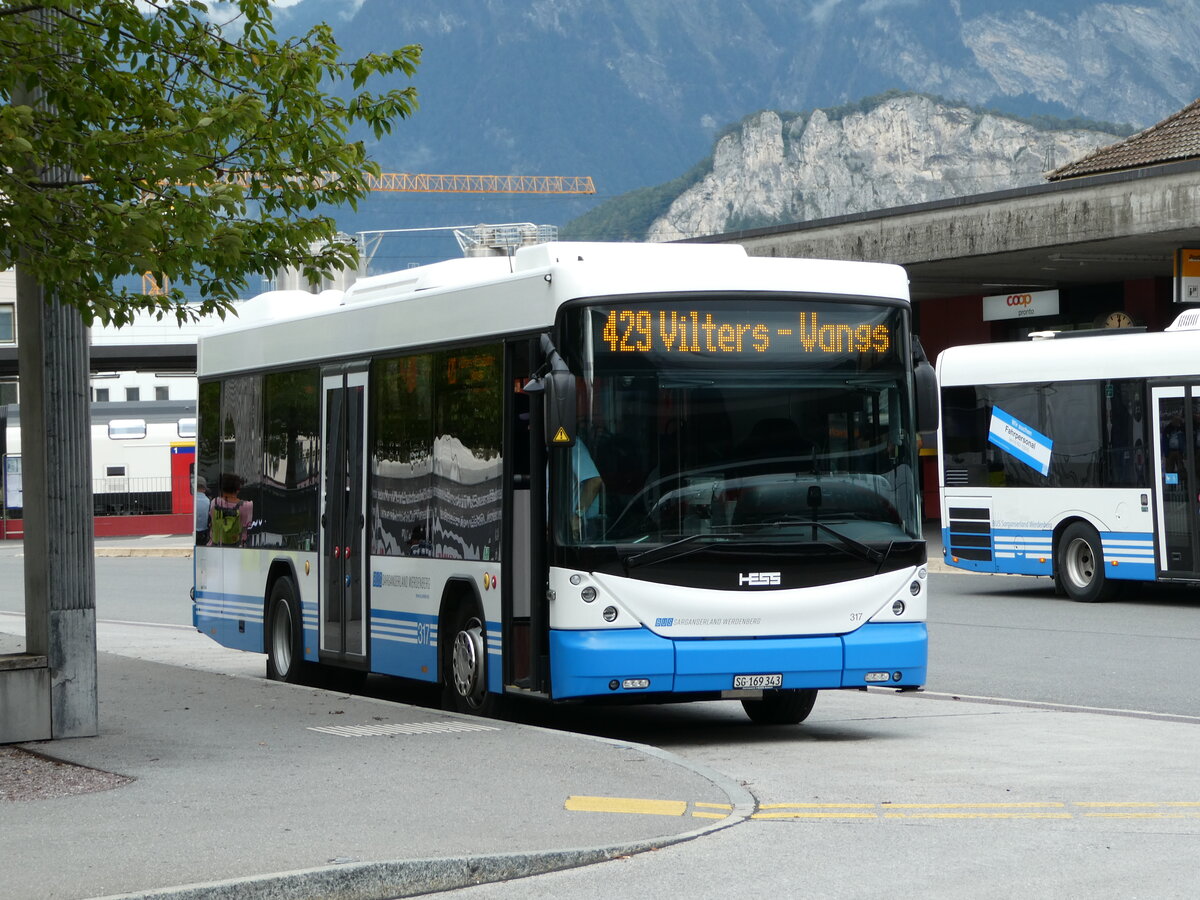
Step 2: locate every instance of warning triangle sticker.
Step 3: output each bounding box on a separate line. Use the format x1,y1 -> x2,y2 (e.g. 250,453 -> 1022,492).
551,427 -> 571,443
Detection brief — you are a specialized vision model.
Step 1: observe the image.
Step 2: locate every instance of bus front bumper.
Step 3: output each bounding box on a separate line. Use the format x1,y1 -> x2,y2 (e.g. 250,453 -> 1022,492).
548,622 -> 927,700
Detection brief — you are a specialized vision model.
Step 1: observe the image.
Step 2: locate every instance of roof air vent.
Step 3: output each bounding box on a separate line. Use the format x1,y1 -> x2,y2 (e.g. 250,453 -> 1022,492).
1166,310 -> 1200,331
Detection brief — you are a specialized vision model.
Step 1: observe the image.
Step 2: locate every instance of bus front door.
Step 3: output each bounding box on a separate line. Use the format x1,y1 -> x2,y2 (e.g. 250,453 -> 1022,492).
320,367 -> 369,666
1151,385 -> 1200,578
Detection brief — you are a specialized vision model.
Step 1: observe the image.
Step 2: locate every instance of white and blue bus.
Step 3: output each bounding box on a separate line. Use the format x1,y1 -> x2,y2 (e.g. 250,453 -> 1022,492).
193,242 -> 936,723
937,310 -> 1200,601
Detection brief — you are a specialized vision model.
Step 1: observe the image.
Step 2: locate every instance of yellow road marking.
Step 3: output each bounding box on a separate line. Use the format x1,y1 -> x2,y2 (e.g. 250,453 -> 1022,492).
761,802 -> 876,809
883,802 -> 1066,809
565,796 -> 687,817
565,796 -> 1200,821
1075,801 -> 1200,808
884,812 -> 1073,819
754,812 -> 877,819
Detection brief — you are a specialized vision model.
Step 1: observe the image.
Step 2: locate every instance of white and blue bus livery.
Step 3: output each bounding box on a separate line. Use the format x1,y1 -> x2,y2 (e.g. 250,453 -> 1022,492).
193,242 -> 936,723
938,310 -> 1200,600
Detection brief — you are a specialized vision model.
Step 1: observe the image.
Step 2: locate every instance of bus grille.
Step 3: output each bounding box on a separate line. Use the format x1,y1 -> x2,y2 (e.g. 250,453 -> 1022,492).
947,507 -> 993,561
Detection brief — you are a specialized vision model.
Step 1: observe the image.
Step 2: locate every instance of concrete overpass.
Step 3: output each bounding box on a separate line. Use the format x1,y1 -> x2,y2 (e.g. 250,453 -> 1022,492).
0,309 -> 221,380
694,158 -> 1200,351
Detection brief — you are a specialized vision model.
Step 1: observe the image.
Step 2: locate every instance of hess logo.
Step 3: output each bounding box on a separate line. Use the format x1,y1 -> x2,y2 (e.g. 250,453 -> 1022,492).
739,571 -> 781,586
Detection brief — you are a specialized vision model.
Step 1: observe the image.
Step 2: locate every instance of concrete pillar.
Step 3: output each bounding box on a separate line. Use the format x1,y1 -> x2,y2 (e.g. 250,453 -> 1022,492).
6,8 -> 98,740
16,267 -> 98,739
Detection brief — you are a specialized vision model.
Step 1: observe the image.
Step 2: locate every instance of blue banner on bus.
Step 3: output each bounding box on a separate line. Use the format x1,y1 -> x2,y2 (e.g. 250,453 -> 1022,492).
988,406 -> 1053,476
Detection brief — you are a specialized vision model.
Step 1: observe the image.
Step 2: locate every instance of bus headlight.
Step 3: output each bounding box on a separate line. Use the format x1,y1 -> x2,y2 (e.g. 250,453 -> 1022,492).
580,586 -> 597,603
892,599 -> 906,616
909,580 -> 921,596
603,606 -> 619,622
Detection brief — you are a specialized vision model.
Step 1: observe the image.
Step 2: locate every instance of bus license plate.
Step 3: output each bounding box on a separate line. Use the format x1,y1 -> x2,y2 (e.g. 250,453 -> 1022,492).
733,673 -> 782,689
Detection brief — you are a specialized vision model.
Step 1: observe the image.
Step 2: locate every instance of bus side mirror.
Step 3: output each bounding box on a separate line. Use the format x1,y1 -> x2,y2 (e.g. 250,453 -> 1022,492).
912,337 -> 939,434
915,358 -> 938,433
544,369 -> 577,447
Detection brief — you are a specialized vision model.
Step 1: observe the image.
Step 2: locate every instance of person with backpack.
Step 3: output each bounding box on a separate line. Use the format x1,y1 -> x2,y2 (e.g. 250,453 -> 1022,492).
194,475 -> 211,546
209,473 -> 252,547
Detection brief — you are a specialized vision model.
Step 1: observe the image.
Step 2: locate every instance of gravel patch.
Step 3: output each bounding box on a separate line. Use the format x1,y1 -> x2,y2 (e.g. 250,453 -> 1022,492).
0,746 -> 132,801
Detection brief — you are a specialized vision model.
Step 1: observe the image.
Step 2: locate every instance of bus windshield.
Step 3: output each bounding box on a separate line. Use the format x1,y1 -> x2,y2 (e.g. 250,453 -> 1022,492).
556,298 -> 919,549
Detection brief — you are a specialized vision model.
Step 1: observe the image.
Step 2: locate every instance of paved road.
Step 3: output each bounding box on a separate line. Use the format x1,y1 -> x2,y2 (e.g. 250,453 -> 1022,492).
5,552 -> 1200,898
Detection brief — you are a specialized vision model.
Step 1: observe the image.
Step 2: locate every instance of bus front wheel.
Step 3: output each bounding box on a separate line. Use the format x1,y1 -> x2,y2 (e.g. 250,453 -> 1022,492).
266,576 -> 307,683
1056,522 -> 1118,603
741,689 -> 817,725
443,604 -> 499,717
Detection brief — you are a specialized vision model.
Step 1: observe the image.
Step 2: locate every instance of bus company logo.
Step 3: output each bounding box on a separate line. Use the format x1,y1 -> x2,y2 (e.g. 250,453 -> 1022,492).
371,572 -> 432,590
739,572 -> 781,586
1007,294 -> 1033,307
655,617 -> 674,627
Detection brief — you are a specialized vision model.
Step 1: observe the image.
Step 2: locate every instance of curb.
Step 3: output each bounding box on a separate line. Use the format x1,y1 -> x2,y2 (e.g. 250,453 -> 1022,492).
95,839 -> 721,900
94,547 -> 193,558
91,717 -> 756,900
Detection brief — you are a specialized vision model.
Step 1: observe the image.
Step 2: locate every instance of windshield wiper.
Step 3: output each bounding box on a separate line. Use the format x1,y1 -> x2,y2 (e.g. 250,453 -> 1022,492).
622,533 -> 738,570
755,519 -> 884,566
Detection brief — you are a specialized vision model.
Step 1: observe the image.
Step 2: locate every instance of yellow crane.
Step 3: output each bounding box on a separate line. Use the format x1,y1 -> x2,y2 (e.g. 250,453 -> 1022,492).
142,172 -> 596,294
366,172 -> 594,194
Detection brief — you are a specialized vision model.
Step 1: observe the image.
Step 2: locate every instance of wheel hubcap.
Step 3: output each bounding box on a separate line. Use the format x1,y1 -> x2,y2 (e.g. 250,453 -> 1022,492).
272,602 -> 293,675
1065,537 -> 1096,588
452,618 -> 486,707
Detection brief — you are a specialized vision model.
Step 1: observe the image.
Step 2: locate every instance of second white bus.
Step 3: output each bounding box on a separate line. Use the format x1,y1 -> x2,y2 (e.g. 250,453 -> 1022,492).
937,310 -> 1200,600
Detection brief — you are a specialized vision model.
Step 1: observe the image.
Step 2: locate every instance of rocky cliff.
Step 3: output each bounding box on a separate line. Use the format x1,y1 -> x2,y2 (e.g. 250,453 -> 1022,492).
270,0 -> 1197,245
646,96 -> 1122,241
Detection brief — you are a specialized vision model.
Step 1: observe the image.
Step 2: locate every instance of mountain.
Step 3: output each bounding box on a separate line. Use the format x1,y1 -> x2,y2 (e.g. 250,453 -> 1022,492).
621,94 -> 1125,241
268,0 -> 1200,262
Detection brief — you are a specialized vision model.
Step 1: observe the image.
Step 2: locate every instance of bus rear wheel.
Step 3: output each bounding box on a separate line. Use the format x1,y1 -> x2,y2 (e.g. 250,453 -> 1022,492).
266,576 -> 307,683
1056,521 -> 1118,603
741,689 -> 817,725
443,604 -> 499,717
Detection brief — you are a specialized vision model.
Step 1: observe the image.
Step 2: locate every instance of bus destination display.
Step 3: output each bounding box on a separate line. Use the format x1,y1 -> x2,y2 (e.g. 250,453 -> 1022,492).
598,307 -> 895,358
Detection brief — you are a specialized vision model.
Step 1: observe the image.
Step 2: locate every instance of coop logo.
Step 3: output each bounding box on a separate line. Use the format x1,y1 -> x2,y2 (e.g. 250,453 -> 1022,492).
739,571 -> 781,587
983,289 -> 1059,322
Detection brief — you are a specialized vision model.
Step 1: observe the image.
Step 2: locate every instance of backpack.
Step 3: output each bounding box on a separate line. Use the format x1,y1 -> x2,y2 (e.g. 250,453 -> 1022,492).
210,501 -> 243,546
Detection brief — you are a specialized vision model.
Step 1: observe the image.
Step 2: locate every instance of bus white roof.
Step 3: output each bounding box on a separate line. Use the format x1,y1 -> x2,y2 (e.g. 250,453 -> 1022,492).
198,242 -> 910,377
937,323 -> 1200,385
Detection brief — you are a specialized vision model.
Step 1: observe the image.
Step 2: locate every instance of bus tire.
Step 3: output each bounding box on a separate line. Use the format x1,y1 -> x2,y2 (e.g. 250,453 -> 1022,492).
1055,521 -> 1117,603
442,603 -> 499,717
741,688 -> 817,725
266,576 -> 307,683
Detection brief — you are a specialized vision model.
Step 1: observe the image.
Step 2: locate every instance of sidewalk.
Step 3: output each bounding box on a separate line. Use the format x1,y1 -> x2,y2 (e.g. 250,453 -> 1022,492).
1,643 -> 750,900
0,533 -> 195,559
2,526 -> 954,899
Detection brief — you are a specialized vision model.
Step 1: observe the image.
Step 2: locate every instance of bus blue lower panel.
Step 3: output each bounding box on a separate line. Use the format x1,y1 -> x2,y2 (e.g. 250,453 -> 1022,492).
942,525 -> 1155,582
193,590 -> 264,653
548,623 -> 927,700
842,622 -> 927,686
369,609 -> 439,683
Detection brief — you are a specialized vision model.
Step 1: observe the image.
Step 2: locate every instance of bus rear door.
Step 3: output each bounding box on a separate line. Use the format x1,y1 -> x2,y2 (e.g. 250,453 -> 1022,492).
320,366 -> 369,667
1151,384 -> 1200,578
